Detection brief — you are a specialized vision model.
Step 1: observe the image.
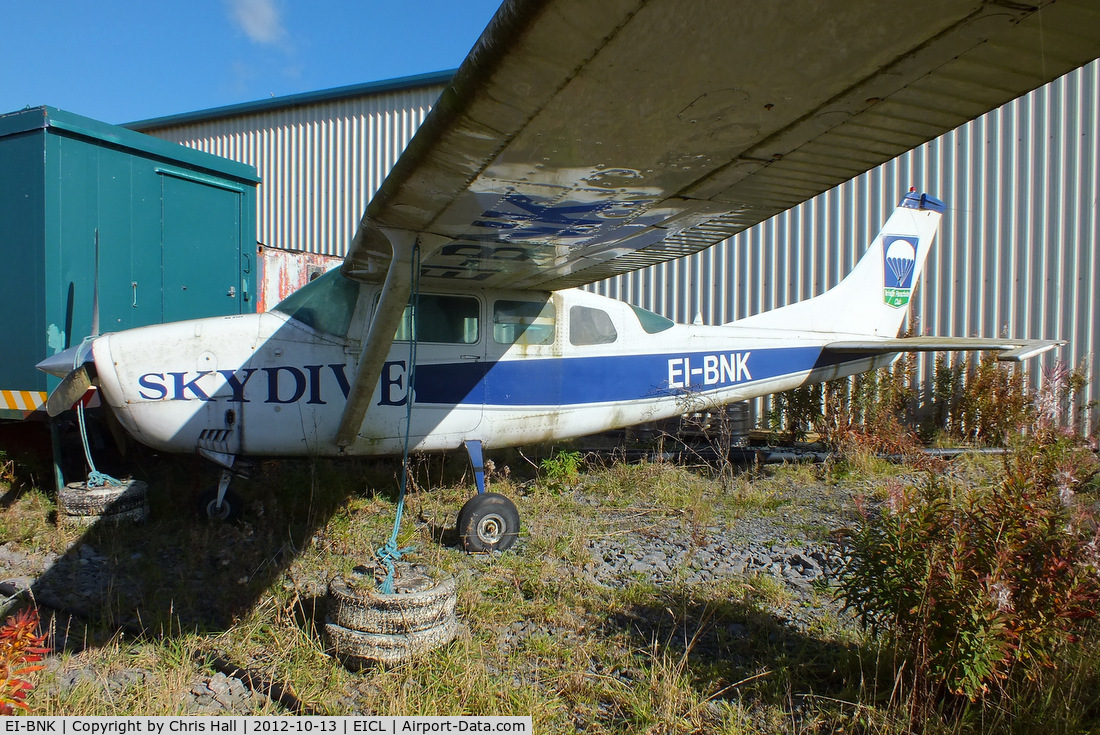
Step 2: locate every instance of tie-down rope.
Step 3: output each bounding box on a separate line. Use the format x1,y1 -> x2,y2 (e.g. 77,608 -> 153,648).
376,243 -> 421,594
74,336 -> 123,489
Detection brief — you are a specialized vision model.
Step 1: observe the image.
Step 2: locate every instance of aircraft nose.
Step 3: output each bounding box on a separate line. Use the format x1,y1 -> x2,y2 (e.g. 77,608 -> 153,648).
36,342 -> 95,378
37,341 -> 99,417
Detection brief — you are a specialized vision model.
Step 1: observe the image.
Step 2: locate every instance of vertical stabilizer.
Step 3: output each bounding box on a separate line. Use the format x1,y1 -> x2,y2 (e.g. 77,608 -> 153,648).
729,191 -> 944,337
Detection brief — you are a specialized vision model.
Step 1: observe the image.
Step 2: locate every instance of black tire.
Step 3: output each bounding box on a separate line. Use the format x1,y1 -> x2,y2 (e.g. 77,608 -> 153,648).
58,480 -> 148,516
328,565 -> 457,635
198,487 -> 243,522
60,504 -> 149,526
456,492 -> 520,553
325,616 -> 459,668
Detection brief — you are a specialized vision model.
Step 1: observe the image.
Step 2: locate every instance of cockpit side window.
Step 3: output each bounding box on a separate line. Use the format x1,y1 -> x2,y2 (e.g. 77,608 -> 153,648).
272,267 -> 360,337
630,304 -> 675,334
494,299 -> 556,345
569,306 -> 617,346
393,294 -> 480,344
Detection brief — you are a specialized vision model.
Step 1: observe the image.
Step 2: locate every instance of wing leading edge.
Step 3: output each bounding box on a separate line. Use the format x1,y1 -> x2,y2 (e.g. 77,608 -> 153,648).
345,0 -> 1100,290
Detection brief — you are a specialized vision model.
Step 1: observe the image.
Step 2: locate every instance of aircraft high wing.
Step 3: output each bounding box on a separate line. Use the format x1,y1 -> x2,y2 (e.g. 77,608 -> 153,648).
350,0 -> 1100,287
41,0 -> 1100,551
337,0 -> 1100,446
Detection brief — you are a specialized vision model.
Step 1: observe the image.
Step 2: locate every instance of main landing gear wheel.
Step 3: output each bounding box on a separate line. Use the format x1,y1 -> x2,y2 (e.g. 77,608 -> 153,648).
198,486 -> 243,522
456,492 -> 520,553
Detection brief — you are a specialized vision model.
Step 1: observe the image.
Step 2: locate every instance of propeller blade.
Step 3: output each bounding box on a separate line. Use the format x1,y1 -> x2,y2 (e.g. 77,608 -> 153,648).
39,231 -> 102,417
46,365 -> 92,418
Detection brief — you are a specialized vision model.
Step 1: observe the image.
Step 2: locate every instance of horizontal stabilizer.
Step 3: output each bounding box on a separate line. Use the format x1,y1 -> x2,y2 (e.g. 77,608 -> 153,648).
824,337 -> 1063,362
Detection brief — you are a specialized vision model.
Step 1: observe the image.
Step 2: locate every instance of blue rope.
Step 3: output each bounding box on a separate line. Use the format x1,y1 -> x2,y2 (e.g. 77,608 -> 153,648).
376,244 -> 421,594
73,336 -> 122,488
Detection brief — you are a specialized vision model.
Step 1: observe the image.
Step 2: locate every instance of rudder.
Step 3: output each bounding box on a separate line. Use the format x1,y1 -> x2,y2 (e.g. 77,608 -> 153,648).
728,190 -> 944,338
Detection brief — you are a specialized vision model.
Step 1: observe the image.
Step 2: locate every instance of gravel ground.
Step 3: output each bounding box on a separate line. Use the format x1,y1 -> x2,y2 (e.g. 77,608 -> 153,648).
580,485 -> 851,594
0,467 -> 872,714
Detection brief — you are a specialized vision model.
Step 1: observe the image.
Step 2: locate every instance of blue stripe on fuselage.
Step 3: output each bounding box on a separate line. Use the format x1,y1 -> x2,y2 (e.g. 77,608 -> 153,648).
411,346 -> 843,406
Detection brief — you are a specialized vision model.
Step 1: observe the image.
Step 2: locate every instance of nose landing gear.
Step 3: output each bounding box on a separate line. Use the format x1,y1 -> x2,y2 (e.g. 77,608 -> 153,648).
197,450 -> 251,522
199,471 -> 243,522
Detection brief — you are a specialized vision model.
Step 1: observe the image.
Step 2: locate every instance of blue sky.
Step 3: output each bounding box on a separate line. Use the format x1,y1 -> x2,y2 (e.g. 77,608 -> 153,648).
1,0 -> 502,125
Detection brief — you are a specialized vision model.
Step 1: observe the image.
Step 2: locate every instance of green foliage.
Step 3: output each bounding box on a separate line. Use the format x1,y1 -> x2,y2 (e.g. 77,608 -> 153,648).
762,310 -> 1099,458
768,348 -> 924,462
837,413 -> 1100,702
0,451 -> 14,485
8,365 -> 1100,728
538,450 -> 583,493
931,351 -> 1031,446
767,319 -> 922,454
826,363 -> 923,461
767,383 -> 823,442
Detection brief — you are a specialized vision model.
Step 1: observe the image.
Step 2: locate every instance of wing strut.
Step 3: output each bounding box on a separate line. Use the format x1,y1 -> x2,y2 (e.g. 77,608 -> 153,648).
334,231 -> 417,448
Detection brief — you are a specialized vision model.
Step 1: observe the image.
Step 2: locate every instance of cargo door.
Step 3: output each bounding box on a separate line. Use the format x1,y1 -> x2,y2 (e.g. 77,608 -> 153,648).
160,172 -> 245,322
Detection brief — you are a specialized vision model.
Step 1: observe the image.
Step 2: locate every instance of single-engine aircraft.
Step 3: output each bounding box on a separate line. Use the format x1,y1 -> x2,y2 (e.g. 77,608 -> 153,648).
40,0 -> 1100,550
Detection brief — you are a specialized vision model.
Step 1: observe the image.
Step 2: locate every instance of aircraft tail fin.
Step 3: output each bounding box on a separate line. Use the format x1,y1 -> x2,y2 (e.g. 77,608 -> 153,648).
729,190 -> 944,337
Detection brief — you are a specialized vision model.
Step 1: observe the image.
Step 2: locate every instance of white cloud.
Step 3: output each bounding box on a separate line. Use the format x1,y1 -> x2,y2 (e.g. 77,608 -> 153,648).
226,0 -> 287,45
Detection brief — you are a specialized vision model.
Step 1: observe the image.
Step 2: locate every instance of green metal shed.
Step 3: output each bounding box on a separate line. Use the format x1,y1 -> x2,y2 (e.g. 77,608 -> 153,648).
0,106 -> 260,420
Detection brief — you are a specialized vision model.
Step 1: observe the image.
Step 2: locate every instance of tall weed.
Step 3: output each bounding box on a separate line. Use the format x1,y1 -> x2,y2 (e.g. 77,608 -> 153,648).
837,367 -> 1100,708
931,351 -> 1030,446
774,346 -> 923,461
538,450 -> 583,494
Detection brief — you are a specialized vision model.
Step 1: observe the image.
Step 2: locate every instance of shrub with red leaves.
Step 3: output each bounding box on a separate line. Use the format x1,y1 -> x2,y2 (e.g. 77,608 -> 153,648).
0,608 -> 49,714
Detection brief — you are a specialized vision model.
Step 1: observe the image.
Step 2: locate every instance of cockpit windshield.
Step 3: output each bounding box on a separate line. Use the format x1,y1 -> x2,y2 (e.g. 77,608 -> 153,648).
272,267 -> 360,337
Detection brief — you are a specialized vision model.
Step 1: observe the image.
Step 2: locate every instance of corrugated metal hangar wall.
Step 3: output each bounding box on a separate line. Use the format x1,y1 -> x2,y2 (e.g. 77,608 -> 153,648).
132,60 -> 1100,425
131,74 -> 446,258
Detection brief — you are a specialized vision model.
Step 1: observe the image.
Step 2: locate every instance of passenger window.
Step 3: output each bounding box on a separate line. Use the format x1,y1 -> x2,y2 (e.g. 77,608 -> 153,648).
393,295 -> 479,344
494,299 -> 556,345
570,306 -> 617,346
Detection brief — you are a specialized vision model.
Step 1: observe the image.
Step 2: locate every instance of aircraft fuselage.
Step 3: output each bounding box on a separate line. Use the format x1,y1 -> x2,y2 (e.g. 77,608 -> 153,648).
91,281 -> 893,458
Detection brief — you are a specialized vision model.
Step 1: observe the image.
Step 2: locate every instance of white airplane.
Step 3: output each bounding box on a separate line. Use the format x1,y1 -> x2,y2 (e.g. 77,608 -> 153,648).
40,0 -> 1096,551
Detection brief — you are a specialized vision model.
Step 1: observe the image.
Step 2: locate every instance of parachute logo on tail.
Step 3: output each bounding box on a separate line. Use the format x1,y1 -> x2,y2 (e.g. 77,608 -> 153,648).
883,236 -> 918,308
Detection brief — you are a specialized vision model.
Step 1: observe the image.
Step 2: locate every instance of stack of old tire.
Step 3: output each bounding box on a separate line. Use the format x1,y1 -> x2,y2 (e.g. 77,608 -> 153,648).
325,563 -> 458,668
56,479 -> 149,525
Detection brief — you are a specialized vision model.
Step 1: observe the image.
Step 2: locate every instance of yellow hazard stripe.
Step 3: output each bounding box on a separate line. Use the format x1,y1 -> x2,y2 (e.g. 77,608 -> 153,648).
0,390 -> 47,411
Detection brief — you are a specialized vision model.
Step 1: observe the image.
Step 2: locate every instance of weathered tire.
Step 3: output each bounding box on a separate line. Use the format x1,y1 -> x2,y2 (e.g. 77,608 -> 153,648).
58,480 -> 148,516
60,503 -> 149,526
198,487 -> 243,522
328,565 -> 457,634
325,615 -> 459,668
456,492 -> 520,552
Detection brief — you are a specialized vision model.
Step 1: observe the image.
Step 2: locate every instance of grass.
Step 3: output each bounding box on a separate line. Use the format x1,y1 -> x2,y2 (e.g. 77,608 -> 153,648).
0,442 -> 1097,732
